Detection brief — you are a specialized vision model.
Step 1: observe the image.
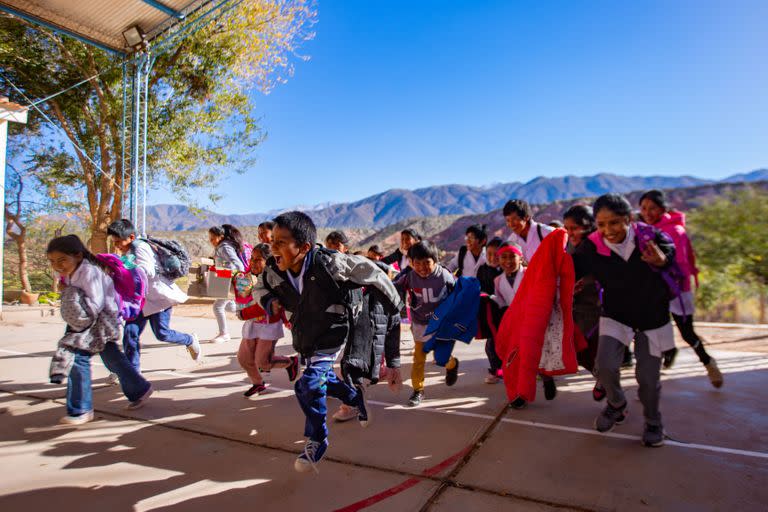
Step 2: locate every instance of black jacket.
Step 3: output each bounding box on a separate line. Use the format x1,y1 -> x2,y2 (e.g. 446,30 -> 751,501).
381,249 -> 404,267
572,228 -> 676,331
476,263 -> 502,295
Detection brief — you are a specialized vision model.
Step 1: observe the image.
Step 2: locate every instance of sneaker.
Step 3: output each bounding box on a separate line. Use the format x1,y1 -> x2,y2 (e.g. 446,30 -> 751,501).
509,396 -> 528,410
355,384 -> 371,427
286,356 -> 300,382
106,373 -> 119,386
187,334 -> 202,361
705,359 -> 723,388
642,423 -> 665,447
407,390 -> 424,407
60,410 -> 94,425
662,347 -> 678,369
594,402 -> 628,432
126,385 -> 153,410
332,403 -> 359,422
445,359 -> 459,386
243,383 -> 267,397
211,333 -> 230,344
484,373 -> 501,384
592,383 -> 606,402
543,377 -> 557,400
294,438 -> 329,473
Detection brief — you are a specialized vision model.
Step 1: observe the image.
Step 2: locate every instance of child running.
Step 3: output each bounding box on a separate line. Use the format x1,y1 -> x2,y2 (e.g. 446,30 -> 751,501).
47,235 -> 152,425
476,237 -> 503,383
393,240 -> 457,407
572,193 -> 676,447
252,211 -> 401,473
208,224 -> 246,343
447,224 -> 488,277
235,243 -> 299,396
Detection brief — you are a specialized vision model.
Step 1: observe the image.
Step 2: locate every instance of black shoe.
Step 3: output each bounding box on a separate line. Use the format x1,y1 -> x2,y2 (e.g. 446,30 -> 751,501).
662,348 -> 678,369
445,359 -> 460,386
286,355 -> 300,382
509,397 -> 528,409
642,423 -> 665,447
407,390 -> 424,407
543,377 -> 557,400
594,401 -> 628,432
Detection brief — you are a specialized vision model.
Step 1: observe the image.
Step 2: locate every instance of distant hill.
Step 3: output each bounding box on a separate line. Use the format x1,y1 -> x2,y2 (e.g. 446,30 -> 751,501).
146,170 -> 765,231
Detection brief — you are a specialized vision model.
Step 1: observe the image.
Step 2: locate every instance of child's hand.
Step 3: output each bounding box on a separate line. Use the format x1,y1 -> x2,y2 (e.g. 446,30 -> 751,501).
641,241 -> 667,267
387,368 -> 403,393
271,300 -> 282,316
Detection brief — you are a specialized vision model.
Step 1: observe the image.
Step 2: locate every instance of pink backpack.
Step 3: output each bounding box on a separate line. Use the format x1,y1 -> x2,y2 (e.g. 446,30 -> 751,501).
95,253 -> 147,321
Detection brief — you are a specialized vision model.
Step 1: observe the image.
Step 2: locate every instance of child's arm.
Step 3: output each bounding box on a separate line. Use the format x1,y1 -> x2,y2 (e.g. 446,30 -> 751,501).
333,253 -> 403,314
133,240 -> 157,279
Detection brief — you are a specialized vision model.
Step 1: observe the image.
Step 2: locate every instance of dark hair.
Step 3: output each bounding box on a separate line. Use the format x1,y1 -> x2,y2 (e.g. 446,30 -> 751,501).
258,221 -> 274,231
325,230 -> 349,246
252,243 -> 272,260
638,189 -> 668,211
209,224 -> 244,253
407,240 -> 439,262
563,204 -> 596,232
465,224 -> 488,243
593,194 -> 632,218
47,234 -> 109,273
502,199 -> 532,219
368,244 -> 384,256
497,241 -> 522,255
486,236 -> 504,249
272,211 -> 317,247
548,220 -> 564,229
107,218 -> 136,239
400,228 -> 422,241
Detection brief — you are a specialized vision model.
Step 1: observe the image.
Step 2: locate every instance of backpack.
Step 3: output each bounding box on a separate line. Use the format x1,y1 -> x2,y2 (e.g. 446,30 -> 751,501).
239,242 -> 253,272
95,253 -> 147,321
634,222 -> 686,301
141,237 -> 190,280
424,276 -> 481,344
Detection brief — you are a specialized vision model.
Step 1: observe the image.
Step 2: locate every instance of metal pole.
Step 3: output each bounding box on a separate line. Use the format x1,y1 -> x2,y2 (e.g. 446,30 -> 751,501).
121,60 -> 127,219
141,51 -> 151,237
131,54 -> 142,225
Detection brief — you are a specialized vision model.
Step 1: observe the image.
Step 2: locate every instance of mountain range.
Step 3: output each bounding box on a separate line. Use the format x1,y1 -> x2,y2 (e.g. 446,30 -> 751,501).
146,169 -> 768,231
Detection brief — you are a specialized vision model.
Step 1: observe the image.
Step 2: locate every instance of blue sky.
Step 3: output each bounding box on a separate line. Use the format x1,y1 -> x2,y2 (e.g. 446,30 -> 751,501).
149,0 -> 768,214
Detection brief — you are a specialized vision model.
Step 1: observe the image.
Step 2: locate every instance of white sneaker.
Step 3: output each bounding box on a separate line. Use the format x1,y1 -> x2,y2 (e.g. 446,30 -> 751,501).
126,385 -> 153,410
484,374 -> 501,384
60,410 -> 94,425
210,333 -> 231,344
187,334 -> 202,360
332,404 -> 359,422
106,373 -> 119,386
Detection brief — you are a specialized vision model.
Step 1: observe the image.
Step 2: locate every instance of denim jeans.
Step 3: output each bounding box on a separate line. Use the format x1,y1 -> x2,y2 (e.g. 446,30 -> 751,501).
123,307 -> 192,371
294,359 -> 359,442
66,342 -> 151,416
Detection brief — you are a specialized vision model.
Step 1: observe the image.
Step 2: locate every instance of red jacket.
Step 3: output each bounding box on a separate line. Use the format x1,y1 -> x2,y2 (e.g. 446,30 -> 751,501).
653,211 -> 699,291
496,229 -> 578,402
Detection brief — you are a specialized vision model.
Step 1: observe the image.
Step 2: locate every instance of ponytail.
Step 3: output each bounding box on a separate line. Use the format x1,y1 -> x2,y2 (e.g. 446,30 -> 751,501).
209,224 -> 244,254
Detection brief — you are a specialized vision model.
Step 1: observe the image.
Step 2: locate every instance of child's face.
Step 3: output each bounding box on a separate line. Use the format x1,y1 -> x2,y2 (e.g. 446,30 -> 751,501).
271,226 -> 311,273
563,218 -> 587,246
367,250 -> 382,261
640,199 -> 665,225
595,209 -> 630,244
249,250 -> 267,275
498,251 -> 521,275
486,245 -> 499,267
110,234 -> 135,255
258,227 -> 273,244
326,239 -> 347,253
209,232 -> 223,248
412,257 -> 436,278
48,251 -> 83,277
505,213 -> 529,236
400,233 -> 418,253
465,232 -> 484,254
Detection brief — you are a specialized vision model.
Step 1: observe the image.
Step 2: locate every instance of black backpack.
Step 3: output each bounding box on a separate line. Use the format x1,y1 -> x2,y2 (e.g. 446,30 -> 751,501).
141,237 -> 191,280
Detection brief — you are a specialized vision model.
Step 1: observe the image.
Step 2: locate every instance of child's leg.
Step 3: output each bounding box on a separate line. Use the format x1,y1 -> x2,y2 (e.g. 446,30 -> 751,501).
671,313 -> 711,365
213,299 -> 231,336
255,339 -> 291,370
596,335 -> 629,407
411,341 -> 427,392
100,342 -> 151,402
267,340 -> 292,368
66,350 -> 93,416
237,338 -> 262,384
634,332 -> 663,427
485,335 -> 502,373
294,360 -> 335,442
122,313 -> 148,372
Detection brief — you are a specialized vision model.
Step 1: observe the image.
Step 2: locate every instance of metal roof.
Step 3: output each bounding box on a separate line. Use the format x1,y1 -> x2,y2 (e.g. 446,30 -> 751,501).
0,0 -> 213,54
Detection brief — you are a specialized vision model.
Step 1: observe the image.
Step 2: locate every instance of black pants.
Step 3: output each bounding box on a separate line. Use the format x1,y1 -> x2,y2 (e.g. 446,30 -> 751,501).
671,313 -> 711,365
485,335 -> 502,373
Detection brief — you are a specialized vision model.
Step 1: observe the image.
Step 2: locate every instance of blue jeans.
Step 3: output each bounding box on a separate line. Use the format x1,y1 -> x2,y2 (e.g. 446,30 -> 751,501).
66,342 -> 151,416
123,307 -> 192,371
294,360 -> 359,442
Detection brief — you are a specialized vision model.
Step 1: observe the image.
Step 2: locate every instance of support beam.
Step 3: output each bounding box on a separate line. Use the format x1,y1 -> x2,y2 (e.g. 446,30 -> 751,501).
141,0 -> 185,19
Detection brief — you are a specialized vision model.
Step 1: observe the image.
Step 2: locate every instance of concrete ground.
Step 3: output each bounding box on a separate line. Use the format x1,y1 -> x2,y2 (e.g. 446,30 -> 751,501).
0,307 -> 766,511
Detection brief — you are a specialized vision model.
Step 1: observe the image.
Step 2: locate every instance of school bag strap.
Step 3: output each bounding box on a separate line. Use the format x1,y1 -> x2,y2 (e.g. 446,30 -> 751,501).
456,245 -> 468,277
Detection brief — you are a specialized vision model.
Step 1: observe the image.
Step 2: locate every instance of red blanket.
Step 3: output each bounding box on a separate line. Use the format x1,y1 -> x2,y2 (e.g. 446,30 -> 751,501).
495,229 -> 578,402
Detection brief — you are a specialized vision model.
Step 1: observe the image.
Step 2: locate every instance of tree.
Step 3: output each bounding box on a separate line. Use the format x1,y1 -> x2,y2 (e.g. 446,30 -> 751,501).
0,1 -> 316,252
688,187 -> 768,323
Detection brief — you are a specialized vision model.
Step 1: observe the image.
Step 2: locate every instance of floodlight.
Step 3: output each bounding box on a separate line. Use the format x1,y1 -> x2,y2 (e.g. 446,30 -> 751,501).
122,25 -> 146,50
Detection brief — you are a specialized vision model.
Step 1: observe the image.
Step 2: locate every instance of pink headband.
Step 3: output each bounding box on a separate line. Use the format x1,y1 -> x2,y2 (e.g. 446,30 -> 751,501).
497,245 -> 522,257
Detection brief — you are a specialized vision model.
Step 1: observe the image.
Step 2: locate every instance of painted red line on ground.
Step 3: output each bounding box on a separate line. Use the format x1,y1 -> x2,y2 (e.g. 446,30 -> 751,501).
333,446 -> 472,512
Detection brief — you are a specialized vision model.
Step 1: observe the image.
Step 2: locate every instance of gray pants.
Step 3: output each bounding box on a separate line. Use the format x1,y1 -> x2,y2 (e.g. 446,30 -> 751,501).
213,299 -> 236,335
597,333 -> 662,427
